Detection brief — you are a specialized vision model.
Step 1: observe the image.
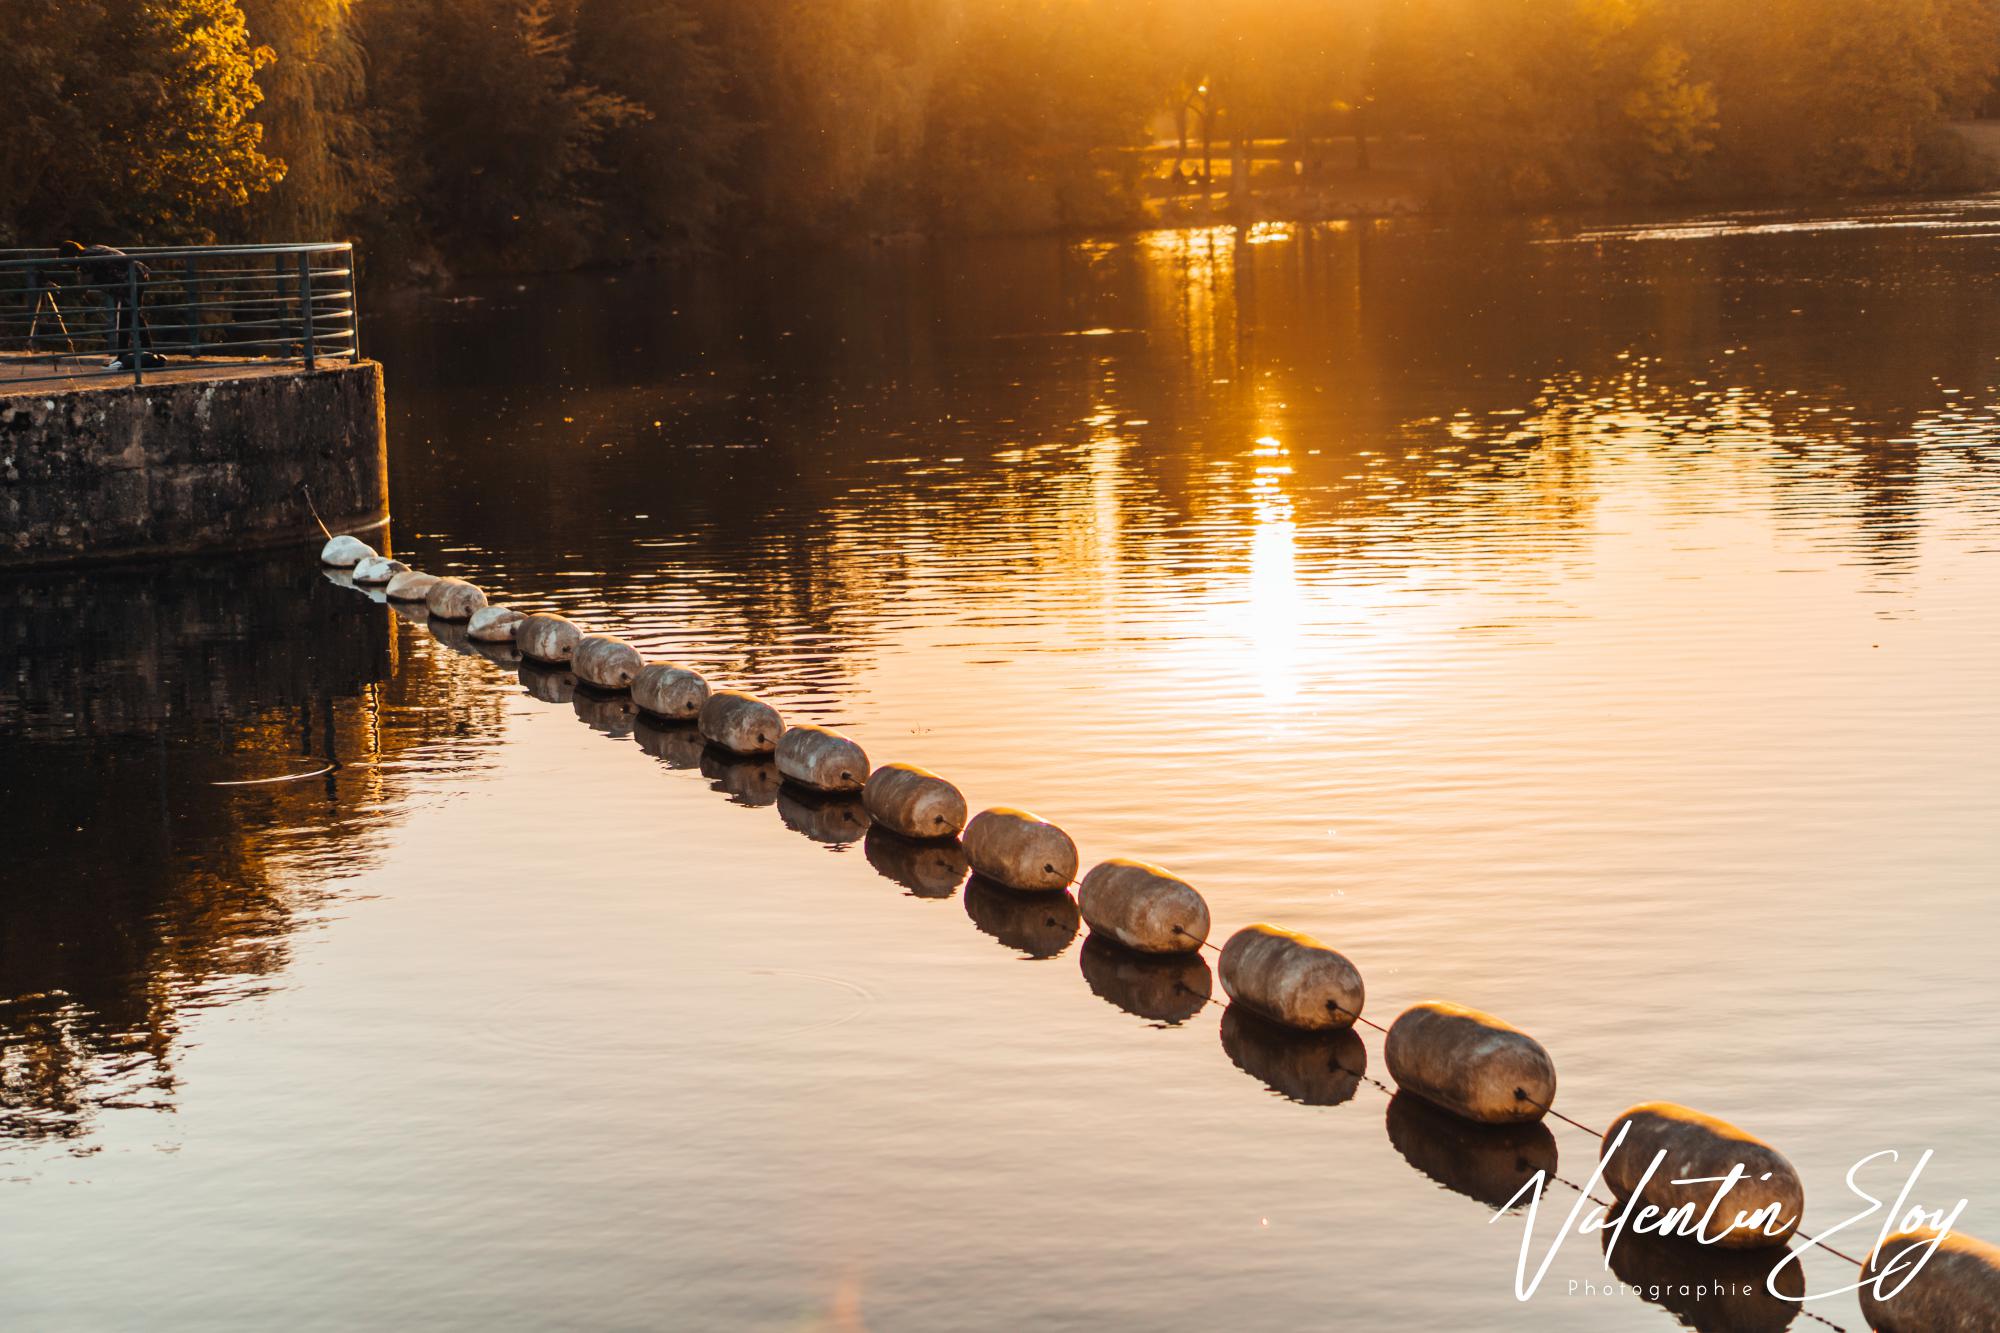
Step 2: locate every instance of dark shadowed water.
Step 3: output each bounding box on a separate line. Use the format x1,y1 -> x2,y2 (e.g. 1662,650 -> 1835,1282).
5,200 -> 2000,1330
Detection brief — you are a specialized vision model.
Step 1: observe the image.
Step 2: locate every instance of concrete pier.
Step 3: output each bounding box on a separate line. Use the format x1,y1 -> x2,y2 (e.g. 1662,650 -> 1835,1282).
0,359 -> 388,569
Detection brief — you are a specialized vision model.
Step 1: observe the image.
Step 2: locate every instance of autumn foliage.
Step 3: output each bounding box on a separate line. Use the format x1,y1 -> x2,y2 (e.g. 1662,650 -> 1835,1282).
3,0 -> 1998,271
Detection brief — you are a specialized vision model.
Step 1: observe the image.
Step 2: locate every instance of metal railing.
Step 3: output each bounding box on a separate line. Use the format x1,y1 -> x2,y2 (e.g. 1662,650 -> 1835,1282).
0,242 -> 359,390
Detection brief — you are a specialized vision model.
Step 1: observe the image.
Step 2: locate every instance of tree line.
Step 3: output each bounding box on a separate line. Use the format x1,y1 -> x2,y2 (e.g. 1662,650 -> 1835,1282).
4,0 -> 1999,276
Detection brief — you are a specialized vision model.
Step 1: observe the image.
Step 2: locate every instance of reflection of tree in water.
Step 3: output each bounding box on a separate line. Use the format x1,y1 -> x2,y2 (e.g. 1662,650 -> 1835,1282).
359,212 -> 2000,704
0,553 -> 506,1144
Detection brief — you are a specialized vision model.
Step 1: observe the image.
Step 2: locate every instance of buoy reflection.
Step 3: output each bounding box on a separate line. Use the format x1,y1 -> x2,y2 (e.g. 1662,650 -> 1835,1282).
1221,1004 -> 1367,1106
963,875 -> 1080,958
427,615 -> 481,658
573,686 -> 639,737
518,660 -> 578,704
1603,1227 -> 1803,1333
1079,935 -> 1212,1025
470,637 -> 522,668
776,786 -> 871,845
634,717 -> 704,769
700,746 -> 782,806
1385,1091 -> 1559,1211
863,827 -> 969,898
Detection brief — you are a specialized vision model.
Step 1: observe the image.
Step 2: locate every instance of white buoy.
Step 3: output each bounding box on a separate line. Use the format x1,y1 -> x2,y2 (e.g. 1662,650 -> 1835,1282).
516,613 -> 583,664
1076,858 -> 1210,953
467,606 -> 526,642
384,570 -> 441,602
351,555 -> 409,585
963,807 -> 1078,892
1599,1104 -> 1803,1249
631,663 -> 710,721
697,690 -> 783,755
862,763 -> 967,840
573,634 -> 644,690
1218,924 -> 1365,1032
1384,1002 -> 1557,1125
320,535 -> 375,567
1861,1229 -> 2000,1330
425,577 -> 488,621
775,725 -> 870,793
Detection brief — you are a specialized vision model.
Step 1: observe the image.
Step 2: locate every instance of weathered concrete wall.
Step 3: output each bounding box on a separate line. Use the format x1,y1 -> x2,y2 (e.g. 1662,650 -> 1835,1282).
0,361 -> 388,569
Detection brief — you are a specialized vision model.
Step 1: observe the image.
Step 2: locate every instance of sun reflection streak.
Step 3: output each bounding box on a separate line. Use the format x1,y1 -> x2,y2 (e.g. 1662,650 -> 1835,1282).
1246,434 -> 1303,702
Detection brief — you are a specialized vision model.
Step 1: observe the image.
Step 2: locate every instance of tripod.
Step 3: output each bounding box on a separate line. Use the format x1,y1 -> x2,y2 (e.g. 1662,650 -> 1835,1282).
27,285 -> 77,367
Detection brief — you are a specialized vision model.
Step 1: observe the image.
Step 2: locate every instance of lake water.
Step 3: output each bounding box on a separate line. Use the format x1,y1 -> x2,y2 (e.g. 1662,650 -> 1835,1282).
5,199 -> 2000,1331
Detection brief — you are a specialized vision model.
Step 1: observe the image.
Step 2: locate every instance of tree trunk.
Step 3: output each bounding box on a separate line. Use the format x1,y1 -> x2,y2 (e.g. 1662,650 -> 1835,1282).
1201,104 -> 1213,198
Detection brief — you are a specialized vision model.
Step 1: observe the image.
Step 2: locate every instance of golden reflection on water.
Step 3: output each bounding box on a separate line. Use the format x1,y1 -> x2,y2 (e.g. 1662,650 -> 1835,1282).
1245,445 -> 1303,704
6,203 -> 2000,1329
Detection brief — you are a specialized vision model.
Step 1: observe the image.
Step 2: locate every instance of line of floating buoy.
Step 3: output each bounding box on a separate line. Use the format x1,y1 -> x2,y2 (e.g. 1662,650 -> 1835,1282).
963,807 -> 1078,892
468,606 -> 526,642
317,534 -> 1993,1327
516,612 -> 582,664
863,763 -> 967,840
425,577 -> 487,622
574,634 -> 644,690
385,569 -> 439,602
1601,1103 -> 1806,1248
1076,858 -> 1209,954
1861,1229 -> 2000,1330
319,535 -> 375,567
698,690 -> 783,755
1219,923 -> 1366,1033
1383,1001 -> 1556,1127
632,663 -> 709,721
352,555 -> 409,585
775,725 -> 869,793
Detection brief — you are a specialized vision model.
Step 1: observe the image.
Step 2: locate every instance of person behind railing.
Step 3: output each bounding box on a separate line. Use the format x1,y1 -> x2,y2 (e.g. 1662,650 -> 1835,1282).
54,240 -> 166,371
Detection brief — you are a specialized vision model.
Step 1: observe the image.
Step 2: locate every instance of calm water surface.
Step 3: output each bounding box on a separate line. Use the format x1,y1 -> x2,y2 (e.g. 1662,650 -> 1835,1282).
6,199 -> 2000,1331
